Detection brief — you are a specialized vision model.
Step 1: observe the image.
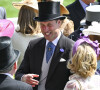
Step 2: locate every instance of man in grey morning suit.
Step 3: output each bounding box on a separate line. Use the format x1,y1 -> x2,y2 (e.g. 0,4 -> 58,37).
0,36 -> 33,90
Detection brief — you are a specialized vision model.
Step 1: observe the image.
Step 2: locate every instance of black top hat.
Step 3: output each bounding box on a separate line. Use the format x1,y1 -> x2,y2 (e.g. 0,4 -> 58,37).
0,36 -> 20,72
80,5 -> 100,26
34,2 -> 66,22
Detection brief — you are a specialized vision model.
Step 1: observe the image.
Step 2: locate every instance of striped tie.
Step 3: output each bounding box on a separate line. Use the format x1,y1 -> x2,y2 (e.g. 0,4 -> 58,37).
46,42 -> 55,63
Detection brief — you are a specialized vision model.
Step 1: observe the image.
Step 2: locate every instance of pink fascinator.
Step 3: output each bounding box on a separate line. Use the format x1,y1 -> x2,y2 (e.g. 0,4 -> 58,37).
0,19 -> 14,38
73,34 -> 100,57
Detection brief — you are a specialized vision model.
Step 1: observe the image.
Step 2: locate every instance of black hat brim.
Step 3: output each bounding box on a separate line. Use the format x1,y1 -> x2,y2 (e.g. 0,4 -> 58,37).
34,16 -> 66,22
80,18 -> 92,26
0,49 -> 20,72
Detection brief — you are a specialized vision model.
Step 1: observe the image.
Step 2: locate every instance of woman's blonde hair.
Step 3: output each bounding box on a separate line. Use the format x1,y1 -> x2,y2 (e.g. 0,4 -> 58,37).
67,42 -> 97,78
17,5 -> 41,35
60,17 -> 74,37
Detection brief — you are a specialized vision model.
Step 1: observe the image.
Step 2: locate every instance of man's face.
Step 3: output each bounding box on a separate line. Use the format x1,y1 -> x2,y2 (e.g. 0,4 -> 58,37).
40,20 -> 61,41
82,0 -> 96,5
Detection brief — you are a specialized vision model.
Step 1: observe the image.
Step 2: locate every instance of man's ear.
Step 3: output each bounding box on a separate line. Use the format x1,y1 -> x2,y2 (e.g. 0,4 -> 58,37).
57,20 -> 62,26
9,62 -> 17,76
14,62 -> 17,70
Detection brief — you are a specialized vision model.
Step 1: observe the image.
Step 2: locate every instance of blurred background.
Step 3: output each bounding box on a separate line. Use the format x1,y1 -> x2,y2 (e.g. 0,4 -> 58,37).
0,0 -> 75,18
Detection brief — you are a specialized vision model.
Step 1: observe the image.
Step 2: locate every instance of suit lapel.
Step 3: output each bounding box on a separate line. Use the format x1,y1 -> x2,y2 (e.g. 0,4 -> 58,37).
46,34 -> 66,82
34,38 -> 46,75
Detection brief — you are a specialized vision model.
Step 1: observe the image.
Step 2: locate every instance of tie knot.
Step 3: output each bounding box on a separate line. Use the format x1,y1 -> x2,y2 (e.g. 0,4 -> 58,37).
47,42 -> 55,50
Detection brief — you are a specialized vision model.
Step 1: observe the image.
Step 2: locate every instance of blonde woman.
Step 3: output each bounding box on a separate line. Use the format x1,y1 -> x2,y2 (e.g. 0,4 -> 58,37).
60,17 -> 74,37
64,36 -> 100,90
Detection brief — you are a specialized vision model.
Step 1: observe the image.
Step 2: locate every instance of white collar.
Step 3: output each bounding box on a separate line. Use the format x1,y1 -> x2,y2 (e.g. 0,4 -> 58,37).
80,27 -> 85,31
0,73 -> 13,79
79,0 -> 89,12
46,32 -> 61,46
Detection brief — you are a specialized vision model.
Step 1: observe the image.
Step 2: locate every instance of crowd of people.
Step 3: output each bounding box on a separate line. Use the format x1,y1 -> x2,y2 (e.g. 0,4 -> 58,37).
0,0 -> 100,90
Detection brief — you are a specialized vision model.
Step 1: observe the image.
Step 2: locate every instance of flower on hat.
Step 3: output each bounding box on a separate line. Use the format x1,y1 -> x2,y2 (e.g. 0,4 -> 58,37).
73,35 -> 100,57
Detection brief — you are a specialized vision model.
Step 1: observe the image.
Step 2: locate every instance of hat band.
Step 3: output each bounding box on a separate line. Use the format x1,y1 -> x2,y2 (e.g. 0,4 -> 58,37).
86,20 -> 91,25
38,14 -> 62,21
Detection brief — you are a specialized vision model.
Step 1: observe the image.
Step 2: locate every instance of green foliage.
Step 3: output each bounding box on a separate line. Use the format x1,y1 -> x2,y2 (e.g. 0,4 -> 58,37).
0,0 -> 21,18
0,0 -> 75,18
63,0 -> 75,6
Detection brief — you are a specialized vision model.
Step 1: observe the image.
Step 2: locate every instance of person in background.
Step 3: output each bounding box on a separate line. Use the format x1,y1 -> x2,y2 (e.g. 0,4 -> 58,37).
83,22 -> 100,75
64,35 -> 100,90
68,5 -> 100,41
16,5 -> 41,35
0,6 -> 6,19
60,17 -> 74,37
66,0 -> 96,30
12,0 -> 43,67
15,1 -> 74,90
0,36 -> 33,90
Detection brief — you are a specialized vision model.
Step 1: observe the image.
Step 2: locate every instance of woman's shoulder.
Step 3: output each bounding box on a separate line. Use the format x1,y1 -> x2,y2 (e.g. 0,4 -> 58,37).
12,31 -> 43,47
64,74 -> 83,90
64,74 -> 100,90
12,31 -> 43,40
64,79 -> 80,90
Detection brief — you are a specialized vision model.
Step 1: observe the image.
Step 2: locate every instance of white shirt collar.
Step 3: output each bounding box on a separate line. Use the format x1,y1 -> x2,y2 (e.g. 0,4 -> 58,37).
80,27 -> 85,31
46,32 -> 61,46
79,0 -> 89,12
0,73 -> 13,79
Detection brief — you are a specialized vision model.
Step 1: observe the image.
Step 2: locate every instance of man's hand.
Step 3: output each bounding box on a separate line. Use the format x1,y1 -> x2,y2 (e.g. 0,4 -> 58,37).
22,74 -> 39,87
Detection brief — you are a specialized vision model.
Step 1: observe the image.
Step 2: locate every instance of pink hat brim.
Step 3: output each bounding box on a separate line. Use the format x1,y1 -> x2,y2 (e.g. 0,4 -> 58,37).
0,19 -> 14,38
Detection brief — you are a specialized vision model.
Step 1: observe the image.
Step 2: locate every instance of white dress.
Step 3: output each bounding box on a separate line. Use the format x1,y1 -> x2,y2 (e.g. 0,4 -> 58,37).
12,31 -> 43,67
64,74 -> 100,90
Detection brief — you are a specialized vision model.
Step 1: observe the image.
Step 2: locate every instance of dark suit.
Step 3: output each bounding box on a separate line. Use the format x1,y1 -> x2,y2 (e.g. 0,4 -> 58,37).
66,0 -> 85,30
98,0 -> 100,2
15,34 -> 74,90
68,29 -> 82,41
0,74 -> 33,90
0,7 -> 6,19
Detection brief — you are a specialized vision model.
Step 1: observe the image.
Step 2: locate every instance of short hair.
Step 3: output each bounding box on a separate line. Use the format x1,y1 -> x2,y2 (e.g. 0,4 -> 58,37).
67,42 -> 97,78
0,65 -> 13,73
